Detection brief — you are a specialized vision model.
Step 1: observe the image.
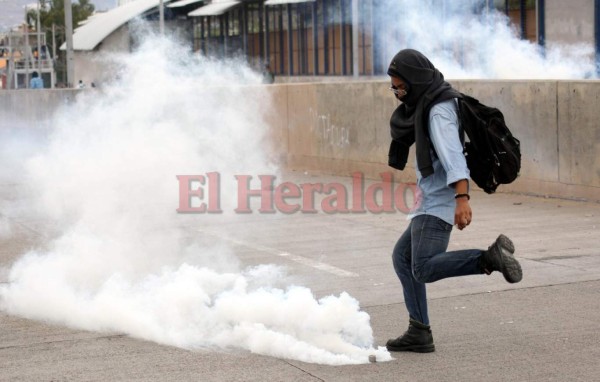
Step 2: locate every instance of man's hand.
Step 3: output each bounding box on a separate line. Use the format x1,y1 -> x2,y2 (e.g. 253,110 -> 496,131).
454,197 -> 472,230
453,179 -> 471,230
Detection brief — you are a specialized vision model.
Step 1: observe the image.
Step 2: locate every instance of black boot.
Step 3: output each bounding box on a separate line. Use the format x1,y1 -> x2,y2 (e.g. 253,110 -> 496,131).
480,234 -> 523,283
386,319 -> 435,353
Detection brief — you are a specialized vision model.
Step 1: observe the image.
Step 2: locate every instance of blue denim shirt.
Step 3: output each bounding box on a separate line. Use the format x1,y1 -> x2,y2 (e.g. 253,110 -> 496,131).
30,77 -> 44,89
410,99 -> 470,225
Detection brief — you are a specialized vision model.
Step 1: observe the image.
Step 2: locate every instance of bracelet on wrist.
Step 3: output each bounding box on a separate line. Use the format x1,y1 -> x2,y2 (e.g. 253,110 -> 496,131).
454,193 -> 470,200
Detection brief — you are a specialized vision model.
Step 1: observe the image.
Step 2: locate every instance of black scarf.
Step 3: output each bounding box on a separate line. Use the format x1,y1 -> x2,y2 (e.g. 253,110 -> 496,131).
388,49 -> 462,177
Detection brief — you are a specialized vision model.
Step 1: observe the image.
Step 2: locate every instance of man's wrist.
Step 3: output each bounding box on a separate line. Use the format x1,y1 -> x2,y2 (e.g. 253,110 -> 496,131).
454,193 -> 470,201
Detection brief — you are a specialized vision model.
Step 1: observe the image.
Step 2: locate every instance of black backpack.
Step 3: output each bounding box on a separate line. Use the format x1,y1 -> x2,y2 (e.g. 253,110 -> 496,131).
457,93 -> 521,194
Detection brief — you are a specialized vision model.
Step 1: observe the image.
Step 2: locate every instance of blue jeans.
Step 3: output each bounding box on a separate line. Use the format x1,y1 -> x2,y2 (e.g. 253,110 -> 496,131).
392,214 -> 484,325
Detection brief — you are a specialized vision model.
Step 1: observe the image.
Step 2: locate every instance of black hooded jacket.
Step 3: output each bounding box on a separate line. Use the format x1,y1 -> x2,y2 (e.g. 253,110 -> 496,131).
387,49 -> 462,177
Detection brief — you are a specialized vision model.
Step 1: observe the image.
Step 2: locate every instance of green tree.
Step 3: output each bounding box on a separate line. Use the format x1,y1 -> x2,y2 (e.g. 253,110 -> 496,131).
27,0 -> 95,32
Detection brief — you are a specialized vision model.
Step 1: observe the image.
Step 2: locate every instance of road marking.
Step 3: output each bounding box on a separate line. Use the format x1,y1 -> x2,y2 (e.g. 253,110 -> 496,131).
277,252 -> 358,277
198,229 -> 359,278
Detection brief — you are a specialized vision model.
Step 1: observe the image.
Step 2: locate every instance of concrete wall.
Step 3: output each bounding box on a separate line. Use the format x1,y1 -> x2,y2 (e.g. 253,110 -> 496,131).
1,81 -> 599,202
0,89 -> 79,131
267,80 -> 600,202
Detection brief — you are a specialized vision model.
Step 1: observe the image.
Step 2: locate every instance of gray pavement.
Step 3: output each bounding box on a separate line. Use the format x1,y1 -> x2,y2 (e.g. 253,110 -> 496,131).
1,172 -> 599,381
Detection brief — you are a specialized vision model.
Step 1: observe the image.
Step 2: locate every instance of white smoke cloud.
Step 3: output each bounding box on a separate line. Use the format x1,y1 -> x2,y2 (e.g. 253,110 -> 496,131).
376,0 -> 596,79
0,34 -> 391,364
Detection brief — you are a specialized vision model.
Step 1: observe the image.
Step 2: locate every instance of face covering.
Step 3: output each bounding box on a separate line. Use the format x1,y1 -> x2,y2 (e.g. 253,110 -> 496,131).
390,85 -> 408,100
395,88 -> 407,100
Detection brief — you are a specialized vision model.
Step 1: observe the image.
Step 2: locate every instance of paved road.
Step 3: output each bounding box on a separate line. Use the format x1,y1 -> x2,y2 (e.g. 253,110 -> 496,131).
1,172 -> 599,381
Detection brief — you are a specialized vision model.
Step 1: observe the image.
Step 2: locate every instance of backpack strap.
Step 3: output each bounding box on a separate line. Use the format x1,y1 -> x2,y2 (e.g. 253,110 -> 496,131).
455,97 -> 466,150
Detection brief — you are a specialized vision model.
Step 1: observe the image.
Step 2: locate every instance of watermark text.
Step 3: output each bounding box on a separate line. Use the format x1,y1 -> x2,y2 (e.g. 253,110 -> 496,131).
176,172 -> 420,214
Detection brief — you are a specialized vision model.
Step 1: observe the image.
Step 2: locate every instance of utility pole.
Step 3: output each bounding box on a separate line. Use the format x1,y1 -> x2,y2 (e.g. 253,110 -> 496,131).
52,23 -> 57,88
25,23 -> 30,88
37,0 -> 42,73
64,0 -> 74,87
159,0 -> 165,35
7,32 -> 14,89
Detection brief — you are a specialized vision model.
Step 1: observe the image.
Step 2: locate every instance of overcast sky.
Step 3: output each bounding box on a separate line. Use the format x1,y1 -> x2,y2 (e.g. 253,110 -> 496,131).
0,0 -> 118,32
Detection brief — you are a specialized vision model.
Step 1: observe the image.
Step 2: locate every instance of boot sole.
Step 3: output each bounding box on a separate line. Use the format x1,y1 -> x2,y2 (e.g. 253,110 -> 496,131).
497,234 -> 515,253
386,344 -> 435,353
497,235 -> 522,283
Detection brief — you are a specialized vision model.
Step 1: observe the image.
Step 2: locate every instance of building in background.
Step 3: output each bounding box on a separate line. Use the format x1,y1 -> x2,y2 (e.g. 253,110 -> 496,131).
188,0 -> 593,77
0,27 -> 55,89
43,0 -> 600,85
